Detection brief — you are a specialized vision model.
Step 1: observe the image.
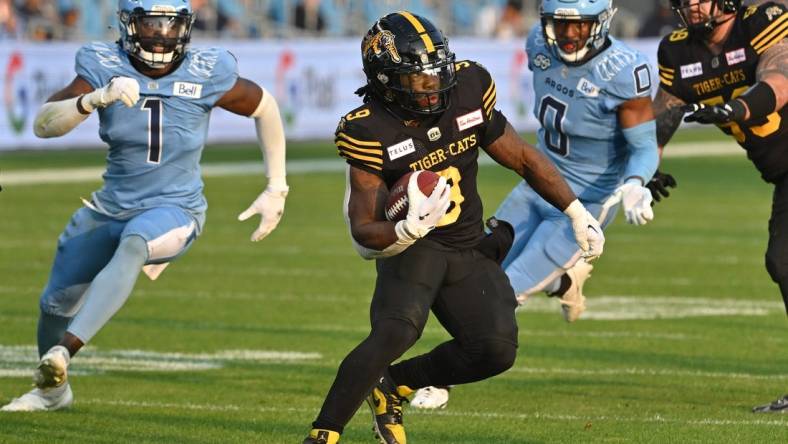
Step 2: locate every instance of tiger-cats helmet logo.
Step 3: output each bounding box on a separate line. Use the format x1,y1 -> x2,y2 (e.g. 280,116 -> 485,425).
363,30 -> 401,64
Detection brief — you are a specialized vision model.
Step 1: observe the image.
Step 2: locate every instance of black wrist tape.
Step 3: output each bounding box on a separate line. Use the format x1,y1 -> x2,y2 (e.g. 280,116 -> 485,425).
738,82 -> 777,122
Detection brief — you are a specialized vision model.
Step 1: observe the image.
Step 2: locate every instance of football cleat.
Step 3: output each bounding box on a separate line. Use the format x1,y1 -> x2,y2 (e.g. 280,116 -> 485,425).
557,261 -> 593,323
752,395 -> 788,413
1,384 -> 73,412
34,345 -> 70,389
366,374 -> 412,444
302,428 -> 341,444
411,386 -> 450,410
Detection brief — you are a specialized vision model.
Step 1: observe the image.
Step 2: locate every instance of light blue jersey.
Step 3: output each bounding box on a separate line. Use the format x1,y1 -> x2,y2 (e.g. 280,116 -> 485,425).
494,26 -> 657,298
526,25 -> 653,202
75,41 -> 239,227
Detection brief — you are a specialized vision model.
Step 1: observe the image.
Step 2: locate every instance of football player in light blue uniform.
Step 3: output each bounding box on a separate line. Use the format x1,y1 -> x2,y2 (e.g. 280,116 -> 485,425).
496,0 -> 658,322
2,0 -> 289,412
412,0 -> 660,410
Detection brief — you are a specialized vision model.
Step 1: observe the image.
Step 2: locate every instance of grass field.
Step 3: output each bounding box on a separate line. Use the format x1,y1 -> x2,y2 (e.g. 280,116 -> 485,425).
1,131 -> 786,443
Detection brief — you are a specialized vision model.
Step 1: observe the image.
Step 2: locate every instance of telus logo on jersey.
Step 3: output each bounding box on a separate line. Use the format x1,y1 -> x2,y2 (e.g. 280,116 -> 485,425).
680,63 -> 703,79
387,138 -> 416,161
173,82 -> 203,99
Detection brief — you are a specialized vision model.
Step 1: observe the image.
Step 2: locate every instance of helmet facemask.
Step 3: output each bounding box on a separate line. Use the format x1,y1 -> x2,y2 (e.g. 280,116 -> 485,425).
670,0 -> 737,38
381,50 -> 456,115
120,7 -> 194,69
541,6 -> 616,65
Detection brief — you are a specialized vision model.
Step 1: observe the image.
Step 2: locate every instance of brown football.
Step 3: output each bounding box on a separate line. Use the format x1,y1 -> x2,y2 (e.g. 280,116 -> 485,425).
384,170 -> 441,221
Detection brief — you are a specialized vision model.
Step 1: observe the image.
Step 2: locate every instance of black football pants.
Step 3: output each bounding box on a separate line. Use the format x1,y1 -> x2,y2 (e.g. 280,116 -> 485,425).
765,174 -> 788,314
313,239 -> 518,432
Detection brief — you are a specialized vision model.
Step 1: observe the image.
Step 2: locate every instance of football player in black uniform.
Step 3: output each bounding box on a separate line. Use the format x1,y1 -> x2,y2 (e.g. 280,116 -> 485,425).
651,0 -> 788,413
302,12 -> 605,444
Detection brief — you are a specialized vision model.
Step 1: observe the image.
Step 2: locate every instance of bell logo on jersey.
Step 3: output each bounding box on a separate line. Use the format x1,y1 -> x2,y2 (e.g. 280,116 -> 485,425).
725,48 -> 746,66
577,78 -> 600,98
387,138 -> 416,161
173,82 -> 203,99
680,62 -> 703,79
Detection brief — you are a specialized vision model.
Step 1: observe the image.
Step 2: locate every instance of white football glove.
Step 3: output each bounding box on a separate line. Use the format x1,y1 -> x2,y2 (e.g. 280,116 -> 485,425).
615,178 -> 654,226
395,173 -> 452,242
564,199 -> 605,261
238,184 -> 289,242
82,76 -> 140,111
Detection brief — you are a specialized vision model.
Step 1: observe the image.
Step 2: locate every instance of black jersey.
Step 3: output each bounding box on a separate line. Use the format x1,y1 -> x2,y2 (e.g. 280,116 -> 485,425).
657,2 -> 788,183
334,61 -> 508,249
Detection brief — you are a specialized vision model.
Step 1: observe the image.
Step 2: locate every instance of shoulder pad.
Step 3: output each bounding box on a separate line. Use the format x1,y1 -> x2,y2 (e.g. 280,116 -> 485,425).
75,42 -> 125,88
334,108 -> 383,172
457,60 -> 497,119
593,43 -> 653,100
743,2 -> 787,55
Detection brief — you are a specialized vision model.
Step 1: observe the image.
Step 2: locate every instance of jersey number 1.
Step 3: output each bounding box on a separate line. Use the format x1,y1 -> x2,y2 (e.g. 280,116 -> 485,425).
142,98 -> 163,164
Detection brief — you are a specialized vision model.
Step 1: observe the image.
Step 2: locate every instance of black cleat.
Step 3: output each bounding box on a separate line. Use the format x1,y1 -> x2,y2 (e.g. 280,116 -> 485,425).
302,428 -> 340,444
366,374 -> 412,444
752,394 -> 788,413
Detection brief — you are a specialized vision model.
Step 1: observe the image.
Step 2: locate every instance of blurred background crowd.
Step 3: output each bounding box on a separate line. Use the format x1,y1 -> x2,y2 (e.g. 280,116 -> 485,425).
0,0 -> 778,42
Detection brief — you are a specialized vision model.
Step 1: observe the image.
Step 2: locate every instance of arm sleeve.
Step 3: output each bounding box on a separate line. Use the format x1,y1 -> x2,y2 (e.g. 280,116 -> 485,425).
334,116 -> 385,177
622,120 -> 659,183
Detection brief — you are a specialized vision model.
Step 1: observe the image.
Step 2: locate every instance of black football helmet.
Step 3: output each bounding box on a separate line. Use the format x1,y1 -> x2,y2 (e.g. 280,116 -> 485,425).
670,0 -> 741,36
361,11 -> 456,115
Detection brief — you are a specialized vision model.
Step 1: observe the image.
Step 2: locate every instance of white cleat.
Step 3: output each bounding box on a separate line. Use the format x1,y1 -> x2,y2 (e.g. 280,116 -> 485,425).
411,386 -> 450,410
559,261 -> 593,323
1,384 -> 73,412
34,345 -> 70,389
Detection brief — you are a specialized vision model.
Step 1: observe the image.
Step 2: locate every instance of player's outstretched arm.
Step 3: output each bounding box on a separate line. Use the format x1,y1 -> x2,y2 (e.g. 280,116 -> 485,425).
684,40 -> 787,126
34,75 -> 140,138
345,166 -> 450,259
614,97 -> 658,225
483,123 -> 604,260
653,87 -> 686,150
219,79 -> 289,242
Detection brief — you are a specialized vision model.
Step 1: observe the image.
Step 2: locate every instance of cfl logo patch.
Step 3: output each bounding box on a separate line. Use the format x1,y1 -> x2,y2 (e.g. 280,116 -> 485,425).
533,53 -> 551,70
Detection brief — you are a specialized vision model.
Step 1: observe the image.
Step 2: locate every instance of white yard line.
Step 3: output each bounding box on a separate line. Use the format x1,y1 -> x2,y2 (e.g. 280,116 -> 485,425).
77,398 -> 788,428
0,141 -> 742,186
507,367 -> 788,381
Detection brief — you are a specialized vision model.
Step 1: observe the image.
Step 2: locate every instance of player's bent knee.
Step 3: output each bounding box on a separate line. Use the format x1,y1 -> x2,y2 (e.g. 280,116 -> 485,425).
367,318 -> 420,360
765,249 -> 788,285
466,338 -> 517,378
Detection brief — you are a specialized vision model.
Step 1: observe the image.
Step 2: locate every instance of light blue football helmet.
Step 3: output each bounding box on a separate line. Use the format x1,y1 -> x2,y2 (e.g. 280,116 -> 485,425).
117,0 -> 195,69
540,0 -> 617,65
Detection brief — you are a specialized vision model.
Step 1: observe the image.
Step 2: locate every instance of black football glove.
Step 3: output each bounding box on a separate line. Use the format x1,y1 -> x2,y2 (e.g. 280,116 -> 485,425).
646,170 -> 677,204
682,101 -> 746,125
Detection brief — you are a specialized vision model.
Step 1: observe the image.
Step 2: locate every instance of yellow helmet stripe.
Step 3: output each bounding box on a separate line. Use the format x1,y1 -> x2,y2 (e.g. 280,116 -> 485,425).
398,11 -> 436,53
